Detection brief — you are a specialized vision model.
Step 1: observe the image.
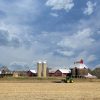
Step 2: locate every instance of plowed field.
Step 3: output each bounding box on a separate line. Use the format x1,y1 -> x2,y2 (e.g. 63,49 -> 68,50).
0,82 -> 100,100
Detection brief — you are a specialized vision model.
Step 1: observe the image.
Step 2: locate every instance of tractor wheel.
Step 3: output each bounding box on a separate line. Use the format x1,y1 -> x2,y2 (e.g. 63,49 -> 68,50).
66,80 -> 70,83
70,80 -> 74,83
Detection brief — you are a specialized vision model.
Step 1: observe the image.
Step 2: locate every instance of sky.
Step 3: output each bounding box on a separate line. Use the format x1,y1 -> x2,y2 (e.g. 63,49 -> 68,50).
0,0 -> 100,70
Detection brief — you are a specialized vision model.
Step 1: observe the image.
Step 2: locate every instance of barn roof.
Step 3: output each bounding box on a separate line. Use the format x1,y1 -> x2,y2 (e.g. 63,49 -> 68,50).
58,69 -> 71,73
84,73 -> 97,78
71,63 -> 88,69
29,70 -> 36,73
49,69 -> 56,73
75,63 -> 88,69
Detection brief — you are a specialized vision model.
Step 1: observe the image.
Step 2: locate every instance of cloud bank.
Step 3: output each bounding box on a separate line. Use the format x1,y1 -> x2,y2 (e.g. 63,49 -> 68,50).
46,0 -> 74,12
84,1 -> 96,15
0,0 -> 100,70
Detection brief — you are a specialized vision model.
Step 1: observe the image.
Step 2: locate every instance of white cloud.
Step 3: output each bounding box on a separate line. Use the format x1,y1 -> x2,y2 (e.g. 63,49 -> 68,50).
0,0 -> 40,35
56,26 -> 98,65
50,13 -> 59,17
0,46 -> 34,65
9,61 -> 28,66
75,51 -> 88,61
56,50 -> 74,57
57,28 -> 95,50
0,22 -> 20,38
87,55 -> 97,62
0,0 -> 41,48
9,61 -> 29,71
95,64 -> 100,68
46,0 -> 74,12
84,1 -> 96,15
73,51 -> 97,65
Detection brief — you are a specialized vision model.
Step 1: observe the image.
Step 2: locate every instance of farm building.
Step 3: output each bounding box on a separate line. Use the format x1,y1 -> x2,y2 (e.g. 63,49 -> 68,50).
54,69 -> 71,77
13,72 -> 19,78
49,69 -> 71,77
71,59 -> 89,78
49,69 -> 57,76
12,71 -> 27,77
27,70 -> 37,77
84,73 -> 97,78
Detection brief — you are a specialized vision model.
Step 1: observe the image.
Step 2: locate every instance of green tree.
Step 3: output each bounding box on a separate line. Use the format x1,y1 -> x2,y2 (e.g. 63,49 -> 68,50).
92,67 -> 100,79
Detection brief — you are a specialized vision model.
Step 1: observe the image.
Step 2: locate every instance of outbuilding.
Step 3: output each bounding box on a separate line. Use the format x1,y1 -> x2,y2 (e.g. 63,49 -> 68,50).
54,69 -> 71,77
84,73 -> 97,78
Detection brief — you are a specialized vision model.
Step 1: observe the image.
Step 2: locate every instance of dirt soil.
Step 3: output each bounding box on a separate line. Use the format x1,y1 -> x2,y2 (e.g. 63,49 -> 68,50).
0,82 -> 100,100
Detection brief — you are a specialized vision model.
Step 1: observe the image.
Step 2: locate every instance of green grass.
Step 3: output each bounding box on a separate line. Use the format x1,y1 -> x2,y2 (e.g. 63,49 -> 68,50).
0,76 -> 100,83
0,76 -> 62,83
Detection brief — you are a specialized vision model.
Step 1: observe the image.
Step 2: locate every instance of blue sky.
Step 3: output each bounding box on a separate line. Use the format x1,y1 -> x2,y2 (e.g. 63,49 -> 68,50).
0,0 -> 100,70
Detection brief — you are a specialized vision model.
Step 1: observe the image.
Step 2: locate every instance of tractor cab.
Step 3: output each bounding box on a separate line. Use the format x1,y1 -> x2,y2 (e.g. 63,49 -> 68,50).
64,73 -> 74,83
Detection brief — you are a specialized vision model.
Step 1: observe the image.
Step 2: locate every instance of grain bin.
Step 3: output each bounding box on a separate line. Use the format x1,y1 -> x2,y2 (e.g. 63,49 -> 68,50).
37,61 -> 42,78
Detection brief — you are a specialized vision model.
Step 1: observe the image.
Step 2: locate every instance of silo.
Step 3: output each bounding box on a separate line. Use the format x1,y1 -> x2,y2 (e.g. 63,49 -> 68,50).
42,61 -> 47,78
74,67 -> 79,77
71,68 -> 76,77
37,61 -> 42,78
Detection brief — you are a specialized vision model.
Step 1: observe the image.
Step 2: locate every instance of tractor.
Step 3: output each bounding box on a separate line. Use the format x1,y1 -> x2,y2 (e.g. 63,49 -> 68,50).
65,76 -> 73,83
62,74 -> 74,83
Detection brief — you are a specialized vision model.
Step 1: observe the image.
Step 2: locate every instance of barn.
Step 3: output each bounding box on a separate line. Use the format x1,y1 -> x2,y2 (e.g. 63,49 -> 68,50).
49,69 -> 71,77
71,59 -> 89,77
49,69 -> 56,76
27,70 -> 37,77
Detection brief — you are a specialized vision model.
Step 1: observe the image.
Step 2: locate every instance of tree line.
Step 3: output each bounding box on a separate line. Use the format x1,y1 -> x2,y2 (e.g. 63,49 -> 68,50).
88,67 -> 100,79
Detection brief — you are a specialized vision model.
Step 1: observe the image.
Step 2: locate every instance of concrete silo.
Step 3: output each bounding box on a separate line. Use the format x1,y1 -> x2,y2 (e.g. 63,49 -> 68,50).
37,61 -> 42,78
42,61 -> 47,78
